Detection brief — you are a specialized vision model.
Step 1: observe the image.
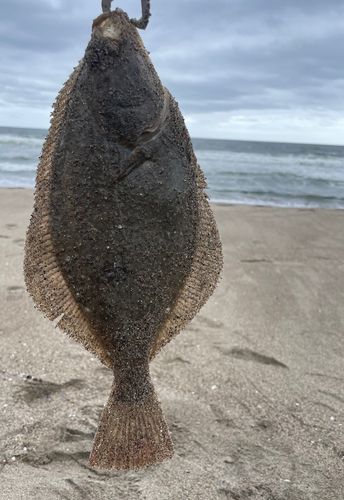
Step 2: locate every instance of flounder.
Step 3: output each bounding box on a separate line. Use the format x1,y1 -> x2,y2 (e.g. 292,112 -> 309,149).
24,8 -> 222,470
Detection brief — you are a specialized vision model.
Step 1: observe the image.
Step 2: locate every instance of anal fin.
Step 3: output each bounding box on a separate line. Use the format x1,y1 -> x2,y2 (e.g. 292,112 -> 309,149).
150,163 -> 223,360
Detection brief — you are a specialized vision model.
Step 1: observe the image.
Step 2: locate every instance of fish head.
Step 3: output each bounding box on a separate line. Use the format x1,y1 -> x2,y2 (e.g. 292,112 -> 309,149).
81,9 -> 165,148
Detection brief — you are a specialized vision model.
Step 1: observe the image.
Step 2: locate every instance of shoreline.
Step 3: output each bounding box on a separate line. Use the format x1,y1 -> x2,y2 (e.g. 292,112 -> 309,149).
3,125 -> 344,147
0,187 -> 343,499
1,187 -> 343,212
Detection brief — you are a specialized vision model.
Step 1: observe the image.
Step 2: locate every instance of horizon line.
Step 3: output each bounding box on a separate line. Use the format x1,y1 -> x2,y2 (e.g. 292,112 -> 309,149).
1,125 -> 344,149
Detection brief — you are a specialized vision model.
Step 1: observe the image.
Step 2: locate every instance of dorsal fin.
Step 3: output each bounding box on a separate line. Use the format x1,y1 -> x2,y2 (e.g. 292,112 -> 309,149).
24,61 -> 113,369
150,162 -> 223,360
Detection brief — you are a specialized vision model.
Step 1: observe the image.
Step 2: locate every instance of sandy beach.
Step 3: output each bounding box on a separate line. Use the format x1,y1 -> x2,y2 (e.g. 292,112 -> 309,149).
0,187 -> 343,499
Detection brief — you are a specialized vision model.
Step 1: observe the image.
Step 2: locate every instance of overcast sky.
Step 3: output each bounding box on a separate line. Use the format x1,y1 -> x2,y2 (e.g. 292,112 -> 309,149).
1,0 -> 344,144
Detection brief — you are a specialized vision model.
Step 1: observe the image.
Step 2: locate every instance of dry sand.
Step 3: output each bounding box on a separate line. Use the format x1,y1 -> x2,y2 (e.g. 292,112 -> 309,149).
0,187 -> 343,499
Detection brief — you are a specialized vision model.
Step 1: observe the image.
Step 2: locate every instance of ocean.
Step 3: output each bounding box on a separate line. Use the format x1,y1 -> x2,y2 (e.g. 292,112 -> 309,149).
1,126 -> 344,209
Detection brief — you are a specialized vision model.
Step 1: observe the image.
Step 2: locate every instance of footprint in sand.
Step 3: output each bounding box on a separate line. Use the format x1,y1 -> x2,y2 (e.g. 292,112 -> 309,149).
15,378 -> 86,404
61,428 -> 94,443
196,315 -> 224,329
13,239 -> 25,247
6,286 -> 25,302
5,224 -> 18,230
215,346 -> 289,369
165,356 -> 191,364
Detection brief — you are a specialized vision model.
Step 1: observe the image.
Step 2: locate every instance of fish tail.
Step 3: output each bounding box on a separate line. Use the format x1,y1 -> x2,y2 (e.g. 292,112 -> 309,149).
89,378 -> 174,470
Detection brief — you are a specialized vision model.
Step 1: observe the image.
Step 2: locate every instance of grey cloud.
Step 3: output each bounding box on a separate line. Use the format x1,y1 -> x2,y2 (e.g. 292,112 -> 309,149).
144,2 -> 344,115
1,0 -> 344,128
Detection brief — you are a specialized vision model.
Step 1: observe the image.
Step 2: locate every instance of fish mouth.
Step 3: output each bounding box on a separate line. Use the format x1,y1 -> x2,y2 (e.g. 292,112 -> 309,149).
92,9 -> 134,42
94,12 -> 124,41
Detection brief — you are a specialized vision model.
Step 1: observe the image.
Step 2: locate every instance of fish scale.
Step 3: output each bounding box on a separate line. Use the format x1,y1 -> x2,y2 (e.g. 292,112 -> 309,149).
24,9 -> 222,470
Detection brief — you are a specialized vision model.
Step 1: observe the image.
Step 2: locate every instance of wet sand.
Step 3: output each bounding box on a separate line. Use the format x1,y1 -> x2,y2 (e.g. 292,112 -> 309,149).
0,187 -> 343,499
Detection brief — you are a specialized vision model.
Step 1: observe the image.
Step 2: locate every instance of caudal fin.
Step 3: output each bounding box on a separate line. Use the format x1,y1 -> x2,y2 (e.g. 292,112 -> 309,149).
89,382 -> 174,470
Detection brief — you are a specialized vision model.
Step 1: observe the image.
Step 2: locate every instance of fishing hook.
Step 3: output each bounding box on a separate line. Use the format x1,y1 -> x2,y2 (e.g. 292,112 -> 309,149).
102,0 -> 151,30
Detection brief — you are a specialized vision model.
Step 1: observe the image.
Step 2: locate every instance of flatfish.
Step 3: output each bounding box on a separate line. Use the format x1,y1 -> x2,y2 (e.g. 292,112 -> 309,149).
24,8 -> 222,470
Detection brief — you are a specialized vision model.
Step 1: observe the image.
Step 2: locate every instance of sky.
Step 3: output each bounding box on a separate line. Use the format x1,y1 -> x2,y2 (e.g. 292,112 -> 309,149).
1,0 -> 344,145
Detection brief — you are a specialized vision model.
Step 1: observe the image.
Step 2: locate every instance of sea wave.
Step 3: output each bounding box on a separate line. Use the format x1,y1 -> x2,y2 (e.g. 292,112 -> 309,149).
0,172 -> 35,189
210,197 -> 344,209
0,134 -> 45,145
1,129 -> 344,209
0,161 -> 38,172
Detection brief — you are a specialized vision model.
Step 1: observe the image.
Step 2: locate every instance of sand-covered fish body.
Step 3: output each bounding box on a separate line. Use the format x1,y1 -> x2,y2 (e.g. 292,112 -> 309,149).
24,9 -> 222,470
